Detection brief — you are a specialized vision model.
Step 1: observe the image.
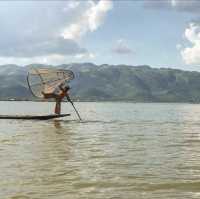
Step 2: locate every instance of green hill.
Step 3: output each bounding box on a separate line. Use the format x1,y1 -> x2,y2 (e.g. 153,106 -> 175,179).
1,63 -> 200,102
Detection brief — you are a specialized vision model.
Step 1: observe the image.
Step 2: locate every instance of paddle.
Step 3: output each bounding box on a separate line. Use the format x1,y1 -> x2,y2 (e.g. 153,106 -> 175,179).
66,95 -> 82,121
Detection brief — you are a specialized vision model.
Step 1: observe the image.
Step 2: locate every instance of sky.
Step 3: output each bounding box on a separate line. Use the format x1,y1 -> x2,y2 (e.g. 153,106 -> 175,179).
1,0 -> 200,71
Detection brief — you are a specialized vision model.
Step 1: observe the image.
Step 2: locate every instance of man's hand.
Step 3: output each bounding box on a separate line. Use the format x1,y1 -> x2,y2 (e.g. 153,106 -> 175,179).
66,94 -> 72,103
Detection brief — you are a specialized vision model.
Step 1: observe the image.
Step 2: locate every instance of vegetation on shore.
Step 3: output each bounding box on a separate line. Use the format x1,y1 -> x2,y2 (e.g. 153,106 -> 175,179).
1,63 -> 200,103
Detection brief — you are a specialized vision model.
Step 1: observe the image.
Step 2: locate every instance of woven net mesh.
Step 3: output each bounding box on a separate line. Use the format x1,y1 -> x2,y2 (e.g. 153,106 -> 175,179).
27,68 -> 74,98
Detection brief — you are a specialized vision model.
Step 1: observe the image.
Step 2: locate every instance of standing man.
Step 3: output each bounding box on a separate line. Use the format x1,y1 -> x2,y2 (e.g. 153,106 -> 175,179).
42,84 -> 71,114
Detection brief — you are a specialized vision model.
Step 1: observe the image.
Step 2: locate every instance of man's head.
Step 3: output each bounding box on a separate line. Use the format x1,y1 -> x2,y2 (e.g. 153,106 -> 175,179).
64,85 -> 70,92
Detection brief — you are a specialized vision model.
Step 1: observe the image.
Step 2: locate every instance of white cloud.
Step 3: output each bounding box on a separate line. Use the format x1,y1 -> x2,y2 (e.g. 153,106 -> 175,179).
0,52 -> 96,66
180,23 -> 200,65
62,23 -> 86,41
0,1 -> 112,65
74,52 -> 95,59
87,0 -> 113,31
171,0 -> 177,7
176,44 -> 182,50
112,39 -> 133,55
0,55 -> 68,66
64,1 -> 80,11
62,0 -> 113,40
0,37 -> 86,58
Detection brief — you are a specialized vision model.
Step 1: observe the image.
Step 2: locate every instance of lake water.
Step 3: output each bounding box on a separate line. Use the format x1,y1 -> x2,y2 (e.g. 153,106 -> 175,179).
0,102 -> 200,199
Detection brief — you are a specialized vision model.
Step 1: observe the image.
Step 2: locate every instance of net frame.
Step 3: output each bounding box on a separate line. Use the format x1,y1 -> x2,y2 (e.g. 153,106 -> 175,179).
27,68 -> 74,98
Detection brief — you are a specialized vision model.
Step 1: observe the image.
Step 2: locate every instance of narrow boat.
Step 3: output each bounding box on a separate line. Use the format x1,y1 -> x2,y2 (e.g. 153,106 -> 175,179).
0,114 -> 70,120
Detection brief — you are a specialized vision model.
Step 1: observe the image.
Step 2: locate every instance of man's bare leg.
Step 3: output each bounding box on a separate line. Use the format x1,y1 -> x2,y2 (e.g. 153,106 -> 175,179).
55,99 -> 61,114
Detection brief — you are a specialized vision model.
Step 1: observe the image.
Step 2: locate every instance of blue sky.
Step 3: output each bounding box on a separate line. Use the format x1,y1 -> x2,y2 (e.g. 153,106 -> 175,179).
84,1 -> 198,69
0,0 -> 200,71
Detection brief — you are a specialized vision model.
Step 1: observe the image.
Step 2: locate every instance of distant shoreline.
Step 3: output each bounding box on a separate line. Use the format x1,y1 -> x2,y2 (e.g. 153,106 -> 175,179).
1,99 -> 200,104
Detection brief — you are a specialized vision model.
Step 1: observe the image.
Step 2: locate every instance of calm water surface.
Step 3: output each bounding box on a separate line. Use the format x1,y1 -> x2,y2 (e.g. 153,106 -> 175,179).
0,102 -> 200,199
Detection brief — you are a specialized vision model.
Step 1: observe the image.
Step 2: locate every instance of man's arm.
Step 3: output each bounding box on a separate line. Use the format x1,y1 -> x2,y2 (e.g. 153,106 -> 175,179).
59,84 -> 65,92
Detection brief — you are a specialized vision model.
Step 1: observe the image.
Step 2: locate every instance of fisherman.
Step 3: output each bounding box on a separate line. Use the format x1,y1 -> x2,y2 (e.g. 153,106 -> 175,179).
42,84 -> 71,114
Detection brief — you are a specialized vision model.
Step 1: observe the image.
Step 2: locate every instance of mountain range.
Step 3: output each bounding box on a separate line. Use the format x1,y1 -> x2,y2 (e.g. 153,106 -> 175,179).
1,63 -> 200,102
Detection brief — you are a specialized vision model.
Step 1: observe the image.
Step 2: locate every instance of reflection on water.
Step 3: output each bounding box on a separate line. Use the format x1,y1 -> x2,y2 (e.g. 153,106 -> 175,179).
0,102 -> 200,198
